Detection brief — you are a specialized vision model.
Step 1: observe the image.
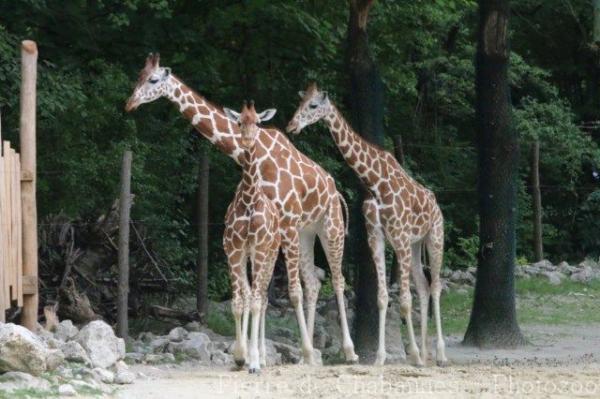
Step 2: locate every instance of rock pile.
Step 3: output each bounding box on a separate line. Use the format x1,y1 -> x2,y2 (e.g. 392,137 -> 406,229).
442,258 -> 600,289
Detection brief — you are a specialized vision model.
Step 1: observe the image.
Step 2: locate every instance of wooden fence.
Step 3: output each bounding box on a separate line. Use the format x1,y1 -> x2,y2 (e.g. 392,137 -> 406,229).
0,140 -> 24,321
0,40 -> 39,329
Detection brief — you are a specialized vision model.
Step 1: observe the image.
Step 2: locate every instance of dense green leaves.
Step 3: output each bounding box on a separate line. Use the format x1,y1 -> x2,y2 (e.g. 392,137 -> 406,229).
0,0 -> 599,300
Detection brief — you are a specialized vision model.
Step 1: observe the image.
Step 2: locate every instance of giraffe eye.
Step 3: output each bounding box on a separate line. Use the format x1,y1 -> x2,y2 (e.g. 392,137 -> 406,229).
309,103 -> 318,110
148,77 -> 159,84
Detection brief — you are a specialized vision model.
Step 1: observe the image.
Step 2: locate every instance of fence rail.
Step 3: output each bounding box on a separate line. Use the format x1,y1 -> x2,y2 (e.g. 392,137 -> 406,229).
0,140 -> 24,320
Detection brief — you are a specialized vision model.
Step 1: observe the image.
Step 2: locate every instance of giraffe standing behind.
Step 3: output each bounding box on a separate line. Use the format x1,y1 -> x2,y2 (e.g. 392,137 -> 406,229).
287,83 -> 448,367
222,102 -> 280,373
125,55 -> 358,365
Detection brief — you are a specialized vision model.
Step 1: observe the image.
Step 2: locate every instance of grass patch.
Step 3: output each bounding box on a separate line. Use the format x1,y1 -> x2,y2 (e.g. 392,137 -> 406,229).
438,277 -> 600,337
0,388 -> 56,399
205,309 -> 235,336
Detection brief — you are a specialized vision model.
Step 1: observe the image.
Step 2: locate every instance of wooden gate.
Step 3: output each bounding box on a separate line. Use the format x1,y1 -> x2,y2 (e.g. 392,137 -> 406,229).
0,141 -> 24,320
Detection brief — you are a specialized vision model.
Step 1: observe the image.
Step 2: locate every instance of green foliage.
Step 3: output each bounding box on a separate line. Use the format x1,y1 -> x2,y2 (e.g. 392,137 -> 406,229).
0,0 -> 599,306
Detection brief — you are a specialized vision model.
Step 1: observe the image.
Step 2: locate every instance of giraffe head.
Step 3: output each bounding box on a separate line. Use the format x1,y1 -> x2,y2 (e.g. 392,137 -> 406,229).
286,82 -> 331,135
223,101 -> 276,150
125,53 -> 173,112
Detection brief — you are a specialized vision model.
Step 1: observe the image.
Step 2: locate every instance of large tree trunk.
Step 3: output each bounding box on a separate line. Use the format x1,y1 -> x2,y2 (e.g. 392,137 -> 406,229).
346,0 -> 385,360
463,0 -> 526,347
196,152 -> 209,323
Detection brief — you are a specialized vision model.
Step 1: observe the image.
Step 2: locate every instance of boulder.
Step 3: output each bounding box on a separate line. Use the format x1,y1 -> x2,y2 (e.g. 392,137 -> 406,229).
125,352 -> 144,364
263,339 -> 282,366
0,323 -> 49,375
543,271 -> 565,286
92,367 -> 115,384
74,320 -> 125,368
55,320 -> 79,342
149,337 -> 170,353
143,353 -> 175,364
178,332 -> 211,361
211,350 -> 233,366
0,371 -> 51,392
184,321 -> 202,332
60,341 -> 91,364
59,384 -> 77,396
167,327 -> 188,342
46,348 -> 65,371
571,266 -> 596,283
114,361 -> 135,384
271,341 -> 301,364
532,259 -> 554,271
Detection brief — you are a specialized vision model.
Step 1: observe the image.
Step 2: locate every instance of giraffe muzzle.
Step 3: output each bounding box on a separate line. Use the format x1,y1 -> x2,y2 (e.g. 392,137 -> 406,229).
286,121 -> 300,135
124,97 -> 140,112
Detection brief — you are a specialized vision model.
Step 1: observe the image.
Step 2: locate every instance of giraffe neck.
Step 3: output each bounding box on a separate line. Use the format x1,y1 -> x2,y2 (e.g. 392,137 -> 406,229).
165,76 -> 244,164
240,145 -> 261,204
323,104 -> 384,189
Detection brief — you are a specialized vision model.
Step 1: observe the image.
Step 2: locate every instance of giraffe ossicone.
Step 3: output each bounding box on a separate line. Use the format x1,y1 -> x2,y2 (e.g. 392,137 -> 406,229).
125,56 -> 358,366
288,82 -> 448,367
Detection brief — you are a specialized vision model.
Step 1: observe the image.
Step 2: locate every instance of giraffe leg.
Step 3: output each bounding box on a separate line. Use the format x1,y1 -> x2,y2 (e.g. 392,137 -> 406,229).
411,242 -> 431,364
299,231 -> 320,344
318,200 -> 358,363
363,199 -> 388,366
394,240 -> 424,367
228,250 -> 249,368
282,229 -> 315,365
259,296 -> 267,367
426,217 -> 448,366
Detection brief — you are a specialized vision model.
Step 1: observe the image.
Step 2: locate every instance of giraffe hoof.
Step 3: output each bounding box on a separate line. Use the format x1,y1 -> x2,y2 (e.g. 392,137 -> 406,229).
436,359 -> 450,368
373,354 -> 386,366
248,367 -> 261,375
235,359 -> 246,368
346,354 -> 359,364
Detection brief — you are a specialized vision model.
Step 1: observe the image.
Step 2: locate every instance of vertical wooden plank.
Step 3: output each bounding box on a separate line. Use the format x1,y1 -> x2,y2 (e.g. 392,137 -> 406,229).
16,154 -> 23,307
196,152 -> 209,322
0,140 -> 6,321
3,142 -> 12,306
20,40 -> 39,331
10,147 -> 18,303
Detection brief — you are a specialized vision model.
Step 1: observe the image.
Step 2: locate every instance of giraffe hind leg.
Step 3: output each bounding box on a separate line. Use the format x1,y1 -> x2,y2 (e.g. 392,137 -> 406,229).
426,219 -> 448,366
411,242 -> 431,364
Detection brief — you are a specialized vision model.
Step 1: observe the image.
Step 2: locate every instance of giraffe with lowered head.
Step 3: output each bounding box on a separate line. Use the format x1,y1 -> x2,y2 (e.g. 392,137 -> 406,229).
125,54 -> 358,365
287,82 -> 448,367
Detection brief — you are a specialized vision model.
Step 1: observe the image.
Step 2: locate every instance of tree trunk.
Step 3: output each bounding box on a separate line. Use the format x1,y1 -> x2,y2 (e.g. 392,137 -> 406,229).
594,0 -> 600,44
346,0 -> 385,360
531,140 -> 543,262
117,150 -> 132,339
196,152 -> 209,323
463,0 -> 526,347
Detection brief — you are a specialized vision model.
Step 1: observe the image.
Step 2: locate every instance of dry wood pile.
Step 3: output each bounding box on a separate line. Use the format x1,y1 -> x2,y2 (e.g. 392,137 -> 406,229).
36,200 -> 181,325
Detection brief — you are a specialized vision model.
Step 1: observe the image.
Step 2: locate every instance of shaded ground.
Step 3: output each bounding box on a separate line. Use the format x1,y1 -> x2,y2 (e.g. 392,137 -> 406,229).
112,323 -> 600,399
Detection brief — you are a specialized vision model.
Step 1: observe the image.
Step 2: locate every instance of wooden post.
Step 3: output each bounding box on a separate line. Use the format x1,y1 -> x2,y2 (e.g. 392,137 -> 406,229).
196,152 -> 209,322
117,151 -> 132,339
19,40 -> 38,331
531,140 -> 543,262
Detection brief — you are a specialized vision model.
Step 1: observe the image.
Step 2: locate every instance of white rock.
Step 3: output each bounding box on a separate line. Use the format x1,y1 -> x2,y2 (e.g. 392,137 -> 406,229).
60,341 -> 91,364
150,337 -> 170,353
46,348 -> 65,370
74,320 -> 125,368
571,266 -> 596,283
0,323 -> 49,375
144,353 -> 176,364
0,371 -> 51,392
211,350 -> 233,366
532,259 -> 554,271
59,384 -> 77,396
179,332 -> 211,360
543,271 -> 565,286
184,321 -> 201,332
114,369 -> 136,384
168,327 -> 188,342
92,367 -> 115,384
55,320 -> 79,341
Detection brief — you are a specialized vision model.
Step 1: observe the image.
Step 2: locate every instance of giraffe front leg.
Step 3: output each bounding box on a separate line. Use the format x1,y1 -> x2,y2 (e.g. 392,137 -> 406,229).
394,240 -> 424,367
411,242 -> 431,364
363,199 -> 388,366
318,199 -> 358,363
299,231 -> 320,345
259,296 -> 267,367
227,250 -> 249,368
426,219 -> 448,367
282,229 -> 315,365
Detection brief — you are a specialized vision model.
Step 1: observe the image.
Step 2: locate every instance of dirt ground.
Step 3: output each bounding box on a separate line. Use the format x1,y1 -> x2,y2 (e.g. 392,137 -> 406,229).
112,324 -> 600,398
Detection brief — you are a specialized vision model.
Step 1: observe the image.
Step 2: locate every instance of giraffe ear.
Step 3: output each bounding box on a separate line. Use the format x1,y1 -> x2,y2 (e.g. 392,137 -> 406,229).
298,91 -> 305,99
257,108 -> 277,123
223,107 -> 241,123
319,91 -> 329,103
152,53 -> 160,67
162,67 -> 171,79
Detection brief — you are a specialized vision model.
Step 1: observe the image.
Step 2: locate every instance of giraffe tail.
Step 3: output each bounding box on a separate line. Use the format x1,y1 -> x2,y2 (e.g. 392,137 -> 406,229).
337,191 -> 350,236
